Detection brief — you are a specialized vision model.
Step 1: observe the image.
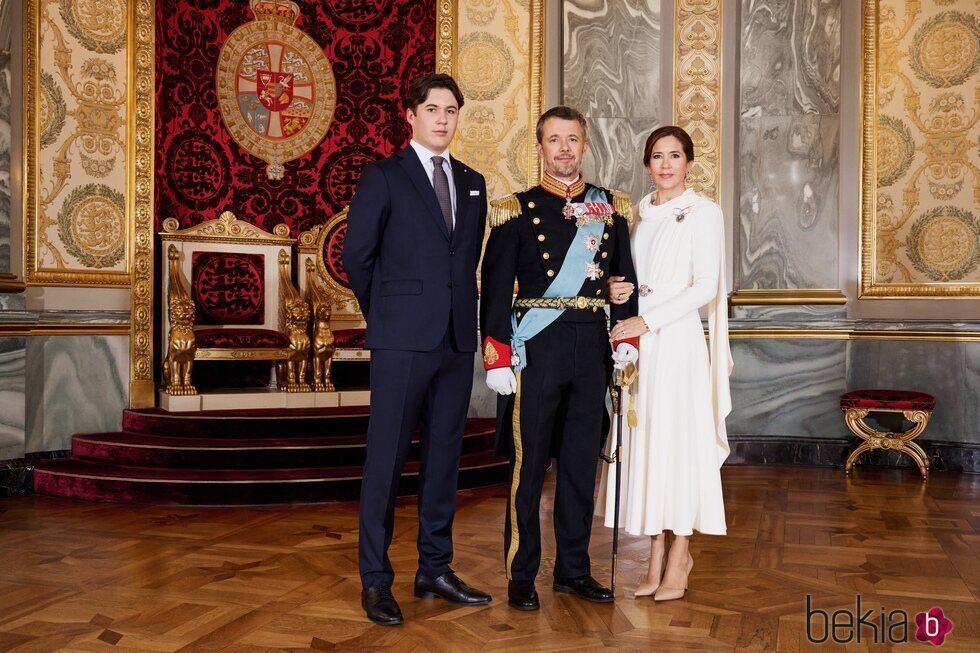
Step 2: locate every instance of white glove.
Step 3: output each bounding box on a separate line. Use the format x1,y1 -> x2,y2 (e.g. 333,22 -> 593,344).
612,343 -> 639,370
486,367 -> 518,395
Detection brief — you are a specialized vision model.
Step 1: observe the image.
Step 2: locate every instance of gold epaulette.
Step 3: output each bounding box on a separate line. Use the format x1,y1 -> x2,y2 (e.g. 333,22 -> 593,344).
611,190 -> 634,225
489,194 -> 521,227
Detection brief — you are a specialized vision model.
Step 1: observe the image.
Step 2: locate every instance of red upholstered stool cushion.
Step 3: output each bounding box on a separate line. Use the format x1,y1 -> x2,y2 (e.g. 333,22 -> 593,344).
334,328 -> 366,349
195,328 -> 290,349
840,389 -> 935,411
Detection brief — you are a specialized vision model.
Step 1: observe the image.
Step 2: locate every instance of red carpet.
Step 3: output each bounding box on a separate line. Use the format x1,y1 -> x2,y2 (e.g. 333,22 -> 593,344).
33,407 -> 505,505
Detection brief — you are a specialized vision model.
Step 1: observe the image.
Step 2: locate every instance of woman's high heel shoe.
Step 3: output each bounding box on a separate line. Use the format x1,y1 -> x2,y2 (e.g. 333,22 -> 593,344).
633,553 -> 666,597
654,552 -> 693,602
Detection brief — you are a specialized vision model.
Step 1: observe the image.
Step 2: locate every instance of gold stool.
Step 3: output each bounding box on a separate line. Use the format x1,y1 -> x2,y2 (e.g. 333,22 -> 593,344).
840,390 -> 936,479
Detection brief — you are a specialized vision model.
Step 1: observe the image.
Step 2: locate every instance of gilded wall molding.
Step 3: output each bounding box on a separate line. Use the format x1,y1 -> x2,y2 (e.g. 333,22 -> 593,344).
129,0 -> 156,408
673,0 -> 722,203
860,0 -> 980,298
436,0 -> 457,77
443,0 -> 544,197
729,289 -> 848,306
24,0 -> 134,287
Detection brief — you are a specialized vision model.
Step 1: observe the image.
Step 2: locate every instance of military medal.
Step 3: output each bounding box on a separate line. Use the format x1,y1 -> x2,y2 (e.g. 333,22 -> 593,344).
562,200 -> 576,219
585,261 -> 603,280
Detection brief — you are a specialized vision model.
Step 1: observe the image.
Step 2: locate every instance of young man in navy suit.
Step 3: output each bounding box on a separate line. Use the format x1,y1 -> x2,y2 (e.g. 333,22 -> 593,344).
342,74 -> 490,626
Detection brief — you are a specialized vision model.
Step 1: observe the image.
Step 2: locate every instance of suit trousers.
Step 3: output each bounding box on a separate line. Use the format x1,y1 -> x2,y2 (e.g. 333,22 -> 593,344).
358,327 -> 474,589
504,320 -> 609,582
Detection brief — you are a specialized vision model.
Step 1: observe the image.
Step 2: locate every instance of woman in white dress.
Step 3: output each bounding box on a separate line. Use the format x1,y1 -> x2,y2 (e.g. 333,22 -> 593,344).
600,126 -> 733,601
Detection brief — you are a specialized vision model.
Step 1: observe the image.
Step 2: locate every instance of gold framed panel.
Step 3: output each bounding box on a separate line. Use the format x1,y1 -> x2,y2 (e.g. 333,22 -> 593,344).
23,0 -> 136,287
438,0 -> 545,196
860,0 -> 980,298
673,0 -> 722,204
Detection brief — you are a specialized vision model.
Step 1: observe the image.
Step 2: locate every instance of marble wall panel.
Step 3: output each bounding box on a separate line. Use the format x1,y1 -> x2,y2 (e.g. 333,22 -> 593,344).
738,114 -> 840,289
563,0 -> 660,196
25,335 -> 128,453
738,0 -> 841,291
468,353 -> 496,419
727,338 -> 849,439
846,339 -> 978,445
581,118 -> 659,202
0,337 -> 26,460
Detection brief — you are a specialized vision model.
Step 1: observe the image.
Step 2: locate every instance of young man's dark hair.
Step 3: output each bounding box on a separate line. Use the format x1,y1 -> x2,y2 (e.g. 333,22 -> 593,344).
404,73 -> 465,113
534,105 -> 588,143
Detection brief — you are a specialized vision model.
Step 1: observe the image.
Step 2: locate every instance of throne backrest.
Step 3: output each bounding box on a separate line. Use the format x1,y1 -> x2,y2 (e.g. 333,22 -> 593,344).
296,207 -> 364,332
159,211 -> 298,342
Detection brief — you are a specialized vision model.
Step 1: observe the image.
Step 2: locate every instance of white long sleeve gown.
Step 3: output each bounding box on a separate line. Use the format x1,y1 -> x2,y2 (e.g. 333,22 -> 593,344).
597,188 -> 733,536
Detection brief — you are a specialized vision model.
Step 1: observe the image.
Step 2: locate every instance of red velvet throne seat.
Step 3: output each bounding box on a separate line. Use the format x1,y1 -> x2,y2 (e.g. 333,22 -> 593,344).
160,211 -> 311,396
297,208 -> 368,391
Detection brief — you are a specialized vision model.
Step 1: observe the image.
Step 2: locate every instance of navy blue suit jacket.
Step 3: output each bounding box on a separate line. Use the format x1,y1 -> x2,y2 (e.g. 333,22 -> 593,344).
342,146 -> 488,352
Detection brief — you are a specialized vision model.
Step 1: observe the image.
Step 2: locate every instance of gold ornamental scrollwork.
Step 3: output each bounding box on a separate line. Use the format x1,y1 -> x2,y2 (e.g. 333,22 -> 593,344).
860,0 -> 980,298
673,0 -> 722,204
24,0 -> 134,286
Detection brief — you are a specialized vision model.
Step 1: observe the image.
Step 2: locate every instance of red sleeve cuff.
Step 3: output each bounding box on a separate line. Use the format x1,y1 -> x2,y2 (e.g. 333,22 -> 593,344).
612,336 -> 639,350
482,337 -> 511,370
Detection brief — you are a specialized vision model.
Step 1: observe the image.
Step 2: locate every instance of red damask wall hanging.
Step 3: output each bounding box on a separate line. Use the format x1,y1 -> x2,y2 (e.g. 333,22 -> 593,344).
155,0 -> 435,236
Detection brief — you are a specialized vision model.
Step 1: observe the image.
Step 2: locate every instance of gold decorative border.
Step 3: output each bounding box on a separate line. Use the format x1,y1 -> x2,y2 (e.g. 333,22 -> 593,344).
673,0 -> 722,204
129,0 -> 155,408
859,0 -> 980,298
727,328 -> 980,342
0,274 -> 27,293
435,0 -> 456,77
528,0 -> 544,185
438,0 -> 543,188
23,0 -> 132,287
729,289 -> 848,306
0,323 -> 131,337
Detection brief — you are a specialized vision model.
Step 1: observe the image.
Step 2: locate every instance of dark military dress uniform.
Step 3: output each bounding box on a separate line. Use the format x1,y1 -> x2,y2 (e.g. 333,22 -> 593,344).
480,175 -> 638,583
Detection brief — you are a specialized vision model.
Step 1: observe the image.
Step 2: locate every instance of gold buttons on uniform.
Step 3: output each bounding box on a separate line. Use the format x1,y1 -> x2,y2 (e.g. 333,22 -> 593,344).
547,269 -> 555,277
538,234 -> 545,242
592,307 -> 598,312
542,252 -> 550,259
603,233 -> 609,240
528,201 -> 536,209
532,217 -> 540,225
595,289 -> 602,296
601,252 -> 608,259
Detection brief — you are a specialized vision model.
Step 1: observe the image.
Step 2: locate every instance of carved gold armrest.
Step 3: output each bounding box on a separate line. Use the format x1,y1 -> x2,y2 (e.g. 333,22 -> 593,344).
163,244 -> 198,395
277,249 -> 311,392
305,258 -> 337,392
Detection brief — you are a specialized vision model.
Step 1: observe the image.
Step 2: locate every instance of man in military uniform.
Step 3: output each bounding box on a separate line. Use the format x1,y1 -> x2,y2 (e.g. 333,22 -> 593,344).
480,106 -> 639,610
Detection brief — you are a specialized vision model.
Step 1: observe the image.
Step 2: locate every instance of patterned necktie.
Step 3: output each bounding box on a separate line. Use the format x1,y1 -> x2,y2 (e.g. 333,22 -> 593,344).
431,155 -> 453,235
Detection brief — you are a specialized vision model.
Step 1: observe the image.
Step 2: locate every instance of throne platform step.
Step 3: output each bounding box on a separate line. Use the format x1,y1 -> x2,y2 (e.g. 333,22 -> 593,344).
33,407 -> 507,505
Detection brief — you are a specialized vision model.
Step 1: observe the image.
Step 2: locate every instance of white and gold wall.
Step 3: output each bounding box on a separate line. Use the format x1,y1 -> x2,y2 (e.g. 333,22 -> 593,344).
26,0 -> 132,286
862,0 -> 980,296
440,0 -> 544,199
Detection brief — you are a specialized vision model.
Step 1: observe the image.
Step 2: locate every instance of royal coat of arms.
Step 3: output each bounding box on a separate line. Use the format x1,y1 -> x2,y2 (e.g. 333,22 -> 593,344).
216,0 -> 336,180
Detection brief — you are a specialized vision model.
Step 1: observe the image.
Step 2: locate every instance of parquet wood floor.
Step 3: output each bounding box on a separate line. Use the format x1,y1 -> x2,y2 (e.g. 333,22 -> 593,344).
1,466 -> 978,652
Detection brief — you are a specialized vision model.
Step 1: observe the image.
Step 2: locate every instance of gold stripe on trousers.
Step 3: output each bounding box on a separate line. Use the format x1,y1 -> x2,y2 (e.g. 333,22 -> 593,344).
506,370 -> 523,580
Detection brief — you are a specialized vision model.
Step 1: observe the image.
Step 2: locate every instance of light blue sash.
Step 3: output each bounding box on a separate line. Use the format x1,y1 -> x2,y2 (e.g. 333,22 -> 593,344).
510,188 -> 608,371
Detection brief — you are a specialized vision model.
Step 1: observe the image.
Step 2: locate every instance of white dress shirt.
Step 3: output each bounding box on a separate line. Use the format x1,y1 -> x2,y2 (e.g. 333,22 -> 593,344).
410,140 -> 457,227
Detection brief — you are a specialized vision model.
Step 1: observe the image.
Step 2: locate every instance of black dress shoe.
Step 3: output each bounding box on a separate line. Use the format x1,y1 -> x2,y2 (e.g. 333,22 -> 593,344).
414,571 -> 491,605
553,575 -> 614,603
507,580 -> 540,611
361,585 -> 404,625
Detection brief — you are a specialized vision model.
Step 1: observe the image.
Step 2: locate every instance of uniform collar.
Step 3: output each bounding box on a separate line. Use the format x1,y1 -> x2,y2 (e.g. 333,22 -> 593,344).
540,173 -> 585,199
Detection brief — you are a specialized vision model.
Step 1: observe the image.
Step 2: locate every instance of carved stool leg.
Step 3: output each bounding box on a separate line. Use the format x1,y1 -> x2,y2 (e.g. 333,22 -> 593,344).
845,441 -> 873,474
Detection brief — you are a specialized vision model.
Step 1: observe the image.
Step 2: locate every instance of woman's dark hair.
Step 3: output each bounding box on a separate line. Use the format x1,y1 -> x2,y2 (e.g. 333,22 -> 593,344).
405,74 -> 464,113
535,106 -> 588,143
642,126 -> 695,166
